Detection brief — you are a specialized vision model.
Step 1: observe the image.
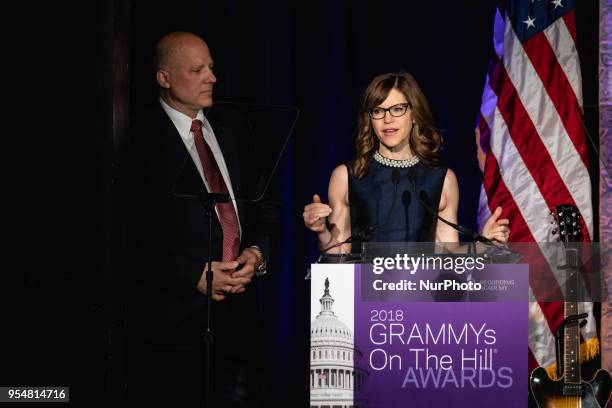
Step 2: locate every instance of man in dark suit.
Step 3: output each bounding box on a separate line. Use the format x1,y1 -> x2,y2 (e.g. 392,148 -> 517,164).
127,31 -> 276,407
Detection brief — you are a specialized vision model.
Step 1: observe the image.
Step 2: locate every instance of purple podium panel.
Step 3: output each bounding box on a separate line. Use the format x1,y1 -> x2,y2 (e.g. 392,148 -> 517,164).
309,263 -> 529,408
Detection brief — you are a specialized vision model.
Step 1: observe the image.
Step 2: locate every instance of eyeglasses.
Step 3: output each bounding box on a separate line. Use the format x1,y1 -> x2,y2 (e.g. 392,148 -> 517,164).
367,103 -> 411,120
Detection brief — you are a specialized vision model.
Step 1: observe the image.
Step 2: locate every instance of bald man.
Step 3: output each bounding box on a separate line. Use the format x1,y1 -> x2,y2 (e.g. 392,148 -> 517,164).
128,32 -> 275,406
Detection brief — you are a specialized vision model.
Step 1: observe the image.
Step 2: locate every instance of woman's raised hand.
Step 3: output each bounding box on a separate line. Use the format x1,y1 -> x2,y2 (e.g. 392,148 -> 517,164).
303,194 -> 333,233
482,206 -> 511,243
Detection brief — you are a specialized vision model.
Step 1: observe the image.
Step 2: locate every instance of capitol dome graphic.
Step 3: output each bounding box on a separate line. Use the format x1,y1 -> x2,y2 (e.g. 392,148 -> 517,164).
310,277 -> 367,408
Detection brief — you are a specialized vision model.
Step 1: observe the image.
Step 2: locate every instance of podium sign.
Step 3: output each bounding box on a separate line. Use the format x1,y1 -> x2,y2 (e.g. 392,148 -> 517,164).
310,262 -> 529,408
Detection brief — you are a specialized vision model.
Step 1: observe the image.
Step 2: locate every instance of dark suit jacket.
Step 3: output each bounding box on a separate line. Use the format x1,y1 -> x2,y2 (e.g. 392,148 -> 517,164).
127,101 -> 277,356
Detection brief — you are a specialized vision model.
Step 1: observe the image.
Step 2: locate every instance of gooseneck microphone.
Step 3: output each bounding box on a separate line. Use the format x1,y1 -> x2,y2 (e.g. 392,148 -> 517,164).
320,168 -> 401,253
406,168 -> 493,243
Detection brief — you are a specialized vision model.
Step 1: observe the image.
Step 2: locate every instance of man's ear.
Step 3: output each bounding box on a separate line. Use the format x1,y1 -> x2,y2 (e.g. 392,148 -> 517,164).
156,69 -> 171,88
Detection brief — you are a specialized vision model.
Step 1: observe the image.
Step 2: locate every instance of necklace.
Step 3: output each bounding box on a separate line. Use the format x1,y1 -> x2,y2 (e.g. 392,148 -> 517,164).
373,151 -> 420,168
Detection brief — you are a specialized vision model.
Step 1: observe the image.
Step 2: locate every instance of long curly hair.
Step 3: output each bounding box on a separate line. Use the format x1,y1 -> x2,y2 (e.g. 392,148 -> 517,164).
353,72 -> 442,178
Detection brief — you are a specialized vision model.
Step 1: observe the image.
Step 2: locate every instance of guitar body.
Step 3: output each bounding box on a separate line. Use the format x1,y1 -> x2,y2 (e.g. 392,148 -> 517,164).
529,205 -> 612,408
530,367 -> 612,408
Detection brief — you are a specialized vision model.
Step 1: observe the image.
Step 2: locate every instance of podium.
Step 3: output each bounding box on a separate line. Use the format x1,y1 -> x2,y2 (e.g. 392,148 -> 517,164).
309,243 -> 529,408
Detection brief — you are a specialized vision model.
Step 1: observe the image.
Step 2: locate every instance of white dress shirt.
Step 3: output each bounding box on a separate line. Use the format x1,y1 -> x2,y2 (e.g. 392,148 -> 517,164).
160,98 -> 242,237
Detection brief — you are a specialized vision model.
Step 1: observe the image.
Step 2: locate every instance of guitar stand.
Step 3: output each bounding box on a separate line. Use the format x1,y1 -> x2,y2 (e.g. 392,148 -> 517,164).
554,313 -> 588,378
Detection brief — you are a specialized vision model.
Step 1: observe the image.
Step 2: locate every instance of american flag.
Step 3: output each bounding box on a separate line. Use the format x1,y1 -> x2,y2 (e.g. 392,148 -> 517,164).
476,0 -> 598,376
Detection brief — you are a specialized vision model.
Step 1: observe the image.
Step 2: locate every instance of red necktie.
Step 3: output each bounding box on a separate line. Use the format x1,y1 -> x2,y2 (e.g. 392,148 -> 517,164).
191,119 -> 240,261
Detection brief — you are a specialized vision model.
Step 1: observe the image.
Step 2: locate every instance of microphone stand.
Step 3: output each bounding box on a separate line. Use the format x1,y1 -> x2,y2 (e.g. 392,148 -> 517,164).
406,168 -> 492,256
198,191 -> 231,408
418,191 -> 493,256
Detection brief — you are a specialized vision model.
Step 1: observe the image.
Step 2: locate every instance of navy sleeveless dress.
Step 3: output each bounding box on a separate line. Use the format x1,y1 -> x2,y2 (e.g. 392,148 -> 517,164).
348,159 -> 448,242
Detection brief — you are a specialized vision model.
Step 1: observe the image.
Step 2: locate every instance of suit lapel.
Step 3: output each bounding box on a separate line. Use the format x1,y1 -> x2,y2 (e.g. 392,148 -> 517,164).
152,104 -> 207,199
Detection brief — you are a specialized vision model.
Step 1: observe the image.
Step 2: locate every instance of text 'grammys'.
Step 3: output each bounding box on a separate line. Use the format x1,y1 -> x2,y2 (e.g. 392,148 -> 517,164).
367,312 -> 512,389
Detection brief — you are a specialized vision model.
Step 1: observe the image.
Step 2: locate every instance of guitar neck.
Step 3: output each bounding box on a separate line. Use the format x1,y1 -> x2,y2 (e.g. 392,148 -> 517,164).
563,246 -> 581,386
563,306 -> 581,384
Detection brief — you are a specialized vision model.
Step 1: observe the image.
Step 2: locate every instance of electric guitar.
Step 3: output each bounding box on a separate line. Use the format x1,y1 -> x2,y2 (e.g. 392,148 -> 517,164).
529,204 -> 611,408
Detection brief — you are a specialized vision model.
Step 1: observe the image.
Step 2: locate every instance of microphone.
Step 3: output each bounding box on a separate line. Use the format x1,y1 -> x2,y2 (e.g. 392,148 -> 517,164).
320,168 -> 401,253
406,168 -> 493,244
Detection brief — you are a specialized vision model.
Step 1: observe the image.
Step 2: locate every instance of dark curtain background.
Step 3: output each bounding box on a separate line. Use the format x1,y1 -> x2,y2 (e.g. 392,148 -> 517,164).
1,0 -> 598,407
2,0 -> 120,405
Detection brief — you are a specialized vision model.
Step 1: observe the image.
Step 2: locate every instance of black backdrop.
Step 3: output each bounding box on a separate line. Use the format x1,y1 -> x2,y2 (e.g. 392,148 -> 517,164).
1,0 -> 598,406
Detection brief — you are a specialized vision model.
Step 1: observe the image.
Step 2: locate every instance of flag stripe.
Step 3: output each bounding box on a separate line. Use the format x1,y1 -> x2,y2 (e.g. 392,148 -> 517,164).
561,10 -> 577,43
544,9 -> 583,108
529,301 -> 558,368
